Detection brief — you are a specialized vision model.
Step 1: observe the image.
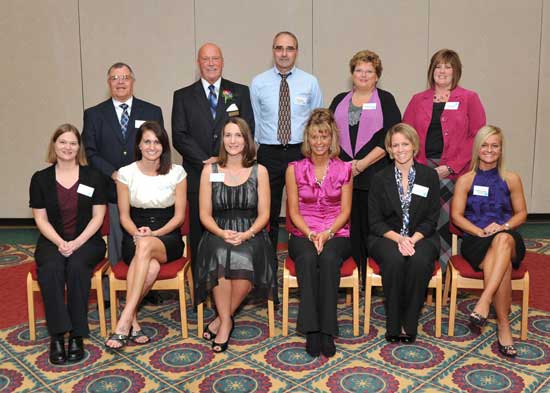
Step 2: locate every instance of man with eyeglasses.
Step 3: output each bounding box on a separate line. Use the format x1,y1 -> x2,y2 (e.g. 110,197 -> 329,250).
172,43 -> 254,261
251,32 -> 323,302
82,62 -> 164,279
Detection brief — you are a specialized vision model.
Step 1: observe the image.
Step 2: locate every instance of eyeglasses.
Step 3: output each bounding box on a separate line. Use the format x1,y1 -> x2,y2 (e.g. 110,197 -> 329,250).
109,75 -> 133,81
273,46 -> 296,53
199,56 -> 222,63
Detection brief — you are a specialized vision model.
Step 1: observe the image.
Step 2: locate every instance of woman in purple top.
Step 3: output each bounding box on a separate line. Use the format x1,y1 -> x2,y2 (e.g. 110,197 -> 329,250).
286,109 -> 353,358
452,125 -> 527,357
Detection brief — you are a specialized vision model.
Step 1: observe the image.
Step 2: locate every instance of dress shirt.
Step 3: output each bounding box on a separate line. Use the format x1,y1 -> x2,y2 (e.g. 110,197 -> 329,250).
251,66 -> 323,144
201,77 -> 221,99
112,97 -> 133,122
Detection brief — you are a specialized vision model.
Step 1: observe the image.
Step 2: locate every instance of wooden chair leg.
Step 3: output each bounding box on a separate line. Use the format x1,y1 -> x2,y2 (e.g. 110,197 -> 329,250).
435,277 -> 442,338
427,289 -> 433,306
363,273 -> 373,335
185,264 -> 194,306
520,273 -> 529,340
95,271 -> 107,337
268,299 -> 275,337
178,271 -> 188,338
352,273 -> 359,336
27,273 -> 36,341
345,288 -> 352,305
109,274 -> 118,332
197,302 -> 204,337
282,272 -> 290,336
448,269 -> 458,336
443,268 -> 451,306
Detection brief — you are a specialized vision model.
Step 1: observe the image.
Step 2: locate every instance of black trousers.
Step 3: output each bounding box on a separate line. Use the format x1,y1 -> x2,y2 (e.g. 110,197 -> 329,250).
35,237 -> 106,337
257,143 -> 303,303
288,236 -> 351,335
188,191 -> 202,264
351,189 -> 369,286
369,237 -> 437,336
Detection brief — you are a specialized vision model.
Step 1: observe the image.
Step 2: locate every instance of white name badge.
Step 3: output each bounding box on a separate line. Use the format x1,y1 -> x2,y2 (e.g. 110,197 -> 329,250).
411,184 -> 429,198
295,95 -> 308,106
444,101 -> 459,110
226,103 -> 239,112
473,185 -> 489,197
362,102 -> 377,110
135,120 -> 145,128
77,184 -> 94,197
210,173 -> 225,182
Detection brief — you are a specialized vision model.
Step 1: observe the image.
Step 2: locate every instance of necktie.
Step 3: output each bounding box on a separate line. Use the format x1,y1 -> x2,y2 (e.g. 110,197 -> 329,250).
277,73 -> 291,145
208,84 -> 217,118
119,103 -> 129,140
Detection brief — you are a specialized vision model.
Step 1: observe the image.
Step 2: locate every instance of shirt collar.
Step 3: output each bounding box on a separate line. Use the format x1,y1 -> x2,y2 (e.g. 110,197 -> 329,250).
201,77 -> 222,93
112,96 -> 133,108
272,65 -> 296,77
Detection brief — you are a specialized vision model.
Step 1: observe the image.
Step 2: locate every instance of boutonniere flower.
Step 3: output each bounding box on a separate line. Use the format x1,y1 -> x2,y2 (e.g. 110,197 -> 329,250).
222,89 -> 234,104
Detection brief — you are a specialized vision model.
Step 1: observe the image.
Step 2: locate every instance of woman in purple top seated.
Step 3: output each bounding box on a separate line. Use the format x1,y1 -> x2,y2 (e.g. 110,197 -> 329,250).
452,125 -> 527,357
285,109 -> 353,358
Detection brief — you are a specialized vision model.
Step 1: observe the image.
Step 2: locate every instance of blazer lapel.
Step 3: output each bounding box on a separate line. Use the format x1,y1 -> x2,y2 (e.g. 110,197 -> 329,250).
420,90 -> 434,120
75,166 -> 87,235
383,166 -> 403,217
193,81 -> 215,125
46,166 -> 62,229
103,100 -> 125,144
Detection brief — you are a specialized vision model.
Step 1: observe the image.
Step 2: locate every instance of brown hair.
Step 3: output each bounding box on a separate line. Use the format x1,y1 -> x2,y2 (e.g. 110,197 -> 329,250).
217,117 -> 256,168
384,123 -> 420,159
428,49 -> 462,90
301,109 -> 340,158
46,124 -> 87,165
349,49 -> 383,78
134,121 -> 172,175
273,31 -> 299,49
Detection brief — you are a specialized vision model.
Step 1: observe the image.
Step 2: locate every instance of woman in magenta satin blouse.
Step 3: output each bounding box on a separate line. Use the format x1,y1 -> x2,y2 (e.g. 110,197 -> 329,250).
286,109 -> 353,358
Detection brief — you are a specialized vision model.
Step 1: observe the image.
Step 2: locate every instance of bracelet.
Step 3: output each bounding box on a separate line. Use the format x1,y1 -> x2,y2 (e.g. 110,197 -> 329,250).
248,229 -> 255,238
446,165 -> 454,175
307,231 -> 314,241
327,229 -> 334,239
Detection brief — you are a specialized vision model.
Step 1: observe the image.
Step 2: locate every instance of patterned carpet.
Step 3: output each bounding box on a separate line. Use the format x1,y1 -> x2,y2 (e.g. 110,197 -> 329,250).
1,231 -> 550,392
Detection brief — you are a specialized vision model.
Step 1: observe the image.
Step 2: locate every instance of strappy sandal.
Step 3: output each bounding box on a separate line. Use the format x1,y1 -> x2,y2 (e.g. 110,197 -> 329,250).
129,329 -> 150,345
469,311 -> 488,327
105,333 -> 129,351
498,341 -> 518,357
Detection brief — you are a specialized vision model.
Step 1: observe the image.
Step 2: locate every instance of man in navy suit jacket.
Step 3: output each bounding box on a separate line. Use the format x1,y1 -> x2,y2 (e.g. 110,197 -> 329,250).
82,62 -> 164,268
172,43 -> 254,260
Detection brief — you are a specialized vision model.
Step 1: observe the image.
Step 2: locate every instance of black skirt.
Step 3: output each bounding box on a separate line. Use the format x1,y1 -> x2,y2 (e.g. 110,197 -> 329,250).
461,230 -> 525,271
122,206 -> 184,264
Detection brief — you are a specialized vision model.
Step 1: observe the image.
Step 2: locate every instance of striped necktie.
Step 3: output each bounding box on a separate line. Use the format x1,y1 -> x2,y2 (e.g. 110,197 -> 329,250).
119,103 -> 129,140
208,85 -> 217,118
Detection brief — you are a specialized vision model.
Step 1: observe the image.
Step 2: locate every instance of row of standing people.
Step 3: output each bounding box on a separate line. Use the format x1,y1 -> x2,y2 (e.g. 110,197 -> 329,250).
30,29 -> 525,362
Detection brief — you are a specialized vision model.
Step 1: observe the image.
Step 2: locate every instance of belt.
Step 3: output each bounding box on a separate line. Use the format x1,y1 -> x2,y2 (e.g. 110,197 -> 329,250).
260,143 -> 301,150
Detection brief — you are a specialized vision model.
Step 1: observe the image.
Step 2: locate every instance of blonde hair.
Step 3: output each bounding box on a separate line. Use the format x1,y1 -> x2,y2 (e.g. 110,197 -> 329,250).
301,109 -> 340,158
46,124 -> 87,165
470,125 -> 506,178
349,49 -> 383,77
384,123 -> 420,159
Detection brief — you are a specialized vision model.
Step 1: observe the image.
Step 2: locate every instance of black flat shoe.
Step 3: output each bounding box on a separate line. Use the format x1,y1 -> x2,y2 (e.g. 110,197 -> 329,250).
67,336 -> 85,363
306,332 -> 321,357
321,333 -> 336,357
469,311 -> 488,327
400,334 -> 416,344
385,335 -> 400,343
212,318 -> 234,354
49,336 -> 66,365
498,341 -> 518,358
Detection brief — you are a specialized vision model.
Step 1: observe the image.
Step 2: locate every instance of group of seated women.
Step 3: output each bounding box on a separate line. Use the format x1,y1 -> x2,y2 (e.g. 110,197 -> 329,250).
31,47 -> 527,363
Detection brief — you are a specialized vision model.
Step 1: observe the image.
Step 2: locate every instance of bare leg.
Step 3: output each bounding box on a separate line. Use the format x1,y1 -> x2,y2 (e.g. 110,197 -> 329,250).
493,262 -> 514,347
472,233 -> 514,318
106,237 -> 166,348
130,260 -> 161,343
211,278 -> 252,349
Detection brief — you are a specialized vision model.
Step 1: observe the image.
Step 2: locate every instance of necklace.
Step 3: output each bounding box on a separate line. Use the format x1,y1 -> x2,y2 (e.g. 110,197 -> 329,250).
433,90 -> 450,103
315,162 -> 329,186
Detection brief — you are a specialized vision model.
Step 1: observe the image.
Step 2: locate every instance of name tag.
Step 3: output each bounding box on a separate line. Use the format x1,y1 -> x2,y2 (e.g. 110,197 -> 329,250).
135,120 -> 145,128
226,103 -> 239,116
444,101 -> 459,110
473,185 -> 489,197
77,183 -> 94,197
210,173 -> 225,182
295,95 -> 308,105
411,184 -> 429,198
362,102 -> 377,110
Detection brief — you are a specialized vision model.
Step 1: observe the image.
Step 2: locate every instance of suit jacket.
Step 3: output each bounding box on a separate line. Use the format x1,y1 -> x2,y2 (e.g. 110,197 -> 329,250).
367,162 -> 440,250
402,86 -> 486,179
82,97 -> 164,202
171,78 -> 254,193
29,165 -> 107,244
329,88 -> 401,190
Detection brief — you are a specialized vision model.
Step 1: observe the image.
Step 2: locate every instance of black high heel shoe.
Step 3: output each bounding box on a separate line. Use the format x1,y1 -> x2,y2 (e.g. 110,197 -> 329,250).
498,341 -> 518,357
212,317 -> 234,353
203,321 -> 218,341
469,311 -> 488,328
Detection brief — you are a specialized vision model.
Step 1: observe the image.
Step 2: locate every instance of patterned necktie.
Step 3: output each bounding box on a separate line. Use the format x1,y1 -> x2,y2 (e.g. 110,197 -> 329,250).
277,73 -> 291,145
119,103 -> 129,140
208,84 -> 217,118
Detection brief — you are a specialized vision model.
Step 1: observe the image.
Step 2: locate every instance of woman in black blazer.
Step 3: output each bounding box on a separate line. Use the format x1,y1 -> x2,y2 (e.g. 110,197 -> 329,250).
329,50 -> 401,285
29,124 -> 106,365
368,123 -> 440,343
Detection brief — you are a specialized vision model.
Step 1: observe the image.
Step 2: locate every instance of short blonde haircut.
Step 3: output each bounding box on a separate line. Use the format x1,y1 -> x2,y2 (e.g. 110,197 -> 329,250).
384,123 -> 420,159
301,109 -> 340,158
470,125 -> 506,178
428,49 -> 462,90
46,124 -> 87,165
349,49 -> 383,78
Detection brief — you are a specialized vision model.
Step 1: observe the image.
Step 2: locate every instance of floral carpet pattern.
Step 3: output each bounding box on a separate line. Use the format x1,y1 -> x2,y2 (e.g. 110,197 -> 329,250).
0,234 -> 549,392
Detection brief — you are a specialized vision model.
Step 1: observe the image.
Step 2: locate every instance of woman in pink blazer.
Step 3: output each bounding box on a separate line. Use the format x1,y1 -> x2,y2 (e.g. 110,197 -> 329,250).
403,49 -> 486,271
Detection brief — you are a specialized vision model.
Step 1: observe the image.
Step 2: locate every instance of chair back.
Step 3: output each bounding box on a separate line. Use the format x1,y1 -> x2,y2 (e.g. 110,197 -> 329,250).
101,209 -> 110,236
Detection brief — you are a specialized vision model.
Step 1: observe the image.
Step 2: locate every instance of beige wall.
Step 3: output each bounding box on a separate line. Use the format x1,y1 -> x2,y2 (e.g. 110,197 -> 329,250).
1,0 -> 548,217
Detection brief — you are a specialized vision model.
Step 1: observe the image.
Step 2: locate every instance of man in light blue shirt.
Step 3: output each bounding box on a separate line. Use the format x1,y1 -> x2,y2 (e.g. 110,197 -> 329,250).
251,31 -> 323,302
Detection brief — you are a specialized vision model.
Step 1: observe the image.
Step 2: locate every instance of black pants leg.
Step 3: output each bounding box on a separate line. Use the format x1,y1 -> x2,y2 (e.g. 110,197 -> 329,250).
188,191 -> 202,263
289,236 -> 351,335
350,189 -> 369,286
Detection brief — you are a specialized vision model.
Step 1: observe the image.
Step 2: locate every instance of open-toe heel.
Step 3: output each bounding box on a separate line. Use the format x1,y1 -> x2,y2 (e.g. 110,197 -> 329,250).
498,341 -> 517,358
203,322 -> 217,341
212,318 -> 234,354
469,311 -> 488,327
